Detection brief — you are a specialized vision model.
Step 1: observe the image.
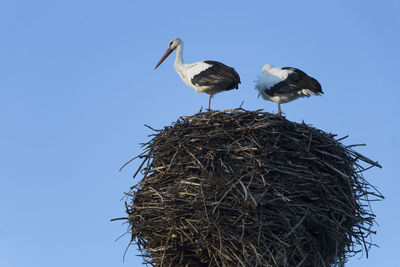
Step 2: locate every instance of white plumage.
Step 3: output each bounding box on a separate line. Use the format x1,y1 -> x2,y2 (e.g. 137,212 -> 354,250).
175,62 -> 213,93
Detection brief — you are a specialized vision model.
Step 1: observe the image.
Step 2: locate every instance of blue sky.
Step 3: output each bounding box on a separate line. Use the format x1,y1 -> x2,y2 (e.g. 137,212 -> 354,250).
0,1 -> 399,266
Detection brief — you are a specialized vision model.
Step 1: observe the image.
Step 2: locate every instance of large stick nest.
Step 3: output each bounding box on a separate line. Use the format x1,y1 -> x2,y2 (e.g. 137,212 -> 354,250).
121,109 -> 382,267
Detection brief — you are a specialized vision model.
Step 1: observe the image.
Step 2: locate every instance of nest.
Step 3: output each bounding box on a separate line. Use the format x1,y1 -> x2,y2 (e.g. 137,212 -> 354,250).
120,109 -> 382,267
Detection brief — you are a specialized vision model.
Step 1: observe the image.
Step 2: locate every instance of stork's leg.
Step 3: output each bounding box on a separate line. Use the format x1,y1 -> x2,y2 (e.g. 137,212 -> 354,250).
277,101 -> 282,115
208,95 -> 212,111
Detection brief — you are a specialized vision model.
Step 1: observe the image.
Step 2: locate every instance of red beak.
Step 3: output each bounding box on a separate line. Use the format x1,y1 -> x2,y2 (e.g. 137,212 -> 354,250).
155,48 -> 173,69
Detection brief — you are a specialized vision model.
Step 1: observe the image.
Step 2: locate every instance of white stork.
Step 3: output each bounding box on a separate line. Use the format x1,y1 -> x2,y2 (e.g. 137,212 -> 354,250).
155,38 -> 241,110
255,64 -> 323,115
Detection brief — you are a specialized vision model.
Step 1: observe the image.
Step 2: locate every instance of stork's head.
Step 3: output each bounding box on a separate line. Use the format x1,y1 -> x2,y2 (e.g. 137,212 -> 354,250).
155,37 -> 182,69
168,37 -> 182,50
262,64 -> 273,72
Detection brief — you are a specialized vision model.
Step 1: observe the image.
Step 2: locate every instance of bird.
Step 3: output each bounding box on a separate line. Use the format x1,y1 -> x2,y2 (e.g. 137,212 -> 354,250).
155,37 -> 241,111
255,64 -> 323,115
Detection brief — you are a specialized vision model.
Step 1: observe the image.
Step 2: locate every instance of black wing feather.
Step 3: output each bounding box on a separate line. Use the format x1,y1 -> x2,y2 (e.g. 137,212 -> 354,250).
191,61 -> 241,90
281,67 -> 323,94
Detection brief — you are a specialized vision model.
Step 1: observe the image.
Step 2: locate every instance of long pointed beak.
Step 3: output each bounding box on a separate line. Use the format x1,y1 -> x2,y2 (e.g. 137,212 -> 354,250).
154,48 -> 173,69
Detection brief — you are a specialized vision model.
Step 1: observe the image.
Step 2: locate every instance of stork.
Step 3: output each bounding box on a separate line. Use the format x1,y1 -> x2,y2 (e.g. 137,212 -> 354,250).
155,38 -> 241,111
255,64 -> 323,115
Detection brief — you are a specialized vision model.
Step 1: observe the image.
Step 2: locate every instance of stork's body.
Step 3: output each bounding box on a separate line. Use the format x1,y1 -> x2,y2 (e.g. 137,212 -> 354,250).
255,64 -> 323,115
155,38 -> 240,110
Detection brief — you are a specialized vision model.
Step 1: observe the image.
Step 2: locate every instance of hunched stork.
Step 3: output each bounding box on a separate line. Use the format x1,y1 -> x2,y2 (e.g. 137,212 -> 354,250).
155,38 -> 241,110
255,64 -> 323,115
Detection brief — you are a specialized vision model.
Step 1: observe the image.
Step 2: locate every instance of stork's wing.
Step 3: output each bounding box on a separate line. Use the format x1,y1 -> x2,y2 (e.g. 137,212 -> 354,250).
191,61 -> 241,90
281,67 -> 323,94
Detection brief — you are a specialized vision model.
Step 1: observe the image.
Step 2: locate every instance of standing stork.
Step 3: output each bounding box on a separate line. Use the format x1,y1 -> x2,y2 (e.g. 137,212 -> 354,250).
155,38 -> 241,111
255,64 -> 323,115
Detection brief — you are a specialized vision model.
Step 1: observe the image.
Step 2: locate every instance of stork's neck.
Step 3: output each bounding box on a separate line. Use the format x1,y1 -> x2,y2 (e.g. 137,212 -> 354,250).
174,44 -> 185,70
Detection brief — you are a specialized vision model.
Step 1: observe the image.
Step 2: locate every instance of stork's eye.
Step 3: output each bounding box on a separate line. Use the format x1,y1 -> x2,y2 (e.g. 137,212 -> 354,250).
169,41 -> 173,46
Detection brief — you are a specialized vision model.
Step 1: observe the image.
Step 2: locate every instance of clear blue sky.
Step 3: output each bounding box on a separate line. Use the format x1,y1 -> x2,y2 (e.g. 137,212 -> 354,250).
1,1 -> 398,266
